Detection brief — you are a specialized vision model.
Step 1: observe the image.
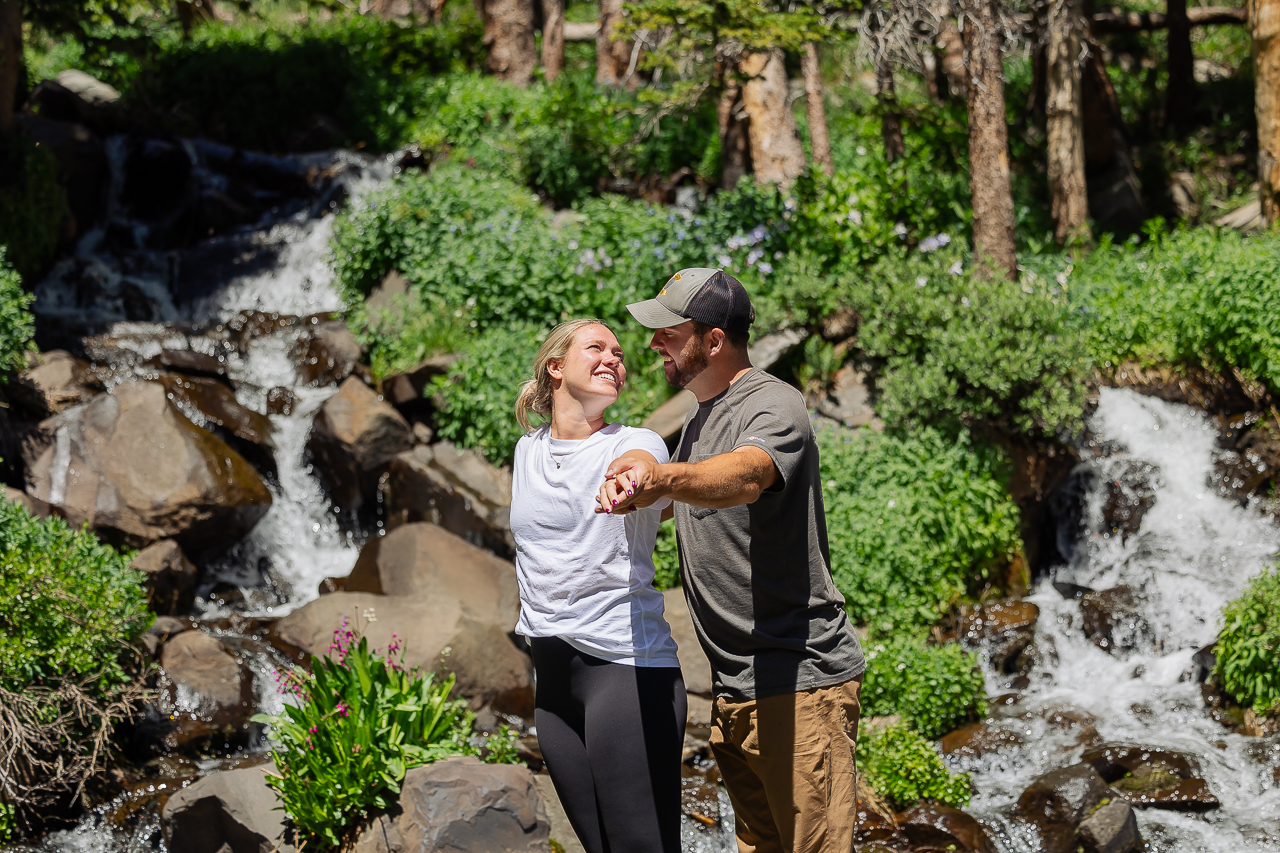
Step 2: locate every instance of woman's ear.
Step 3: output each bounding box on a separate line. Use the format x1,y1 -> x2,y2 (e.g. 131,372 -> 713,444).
546,358 -> 563,380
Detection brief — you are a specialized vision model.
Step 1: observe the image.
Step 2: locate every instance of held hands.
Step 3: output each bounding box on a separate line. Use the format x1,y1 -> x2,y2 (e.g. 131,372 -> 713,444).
596,456 -> 662,515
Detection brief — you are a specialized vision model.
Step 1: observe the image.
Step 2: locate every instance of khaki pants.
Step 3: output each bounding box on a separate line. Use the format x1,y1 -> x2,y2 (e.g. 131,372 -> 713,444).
709,677 -> 862,853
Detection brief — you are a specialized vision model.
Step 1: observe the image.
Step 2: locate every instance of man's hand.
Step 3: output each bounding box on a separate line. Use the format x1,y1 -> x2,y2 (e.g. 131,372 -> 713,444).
596,456 -> 665,515
596,446 -> 779,515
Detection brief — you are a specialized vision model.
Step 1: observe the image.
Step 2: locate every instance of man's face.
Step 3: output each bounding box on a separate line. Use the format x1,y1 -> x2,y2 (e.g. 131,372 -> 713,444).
650,322 -> 709,389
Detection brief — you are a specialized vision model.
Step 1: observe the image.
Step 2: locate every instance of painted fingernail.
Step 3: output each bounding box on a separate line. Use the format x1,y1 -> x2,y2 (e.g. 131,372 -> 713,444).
627,489 -> 633,495
612,499 -> 618,505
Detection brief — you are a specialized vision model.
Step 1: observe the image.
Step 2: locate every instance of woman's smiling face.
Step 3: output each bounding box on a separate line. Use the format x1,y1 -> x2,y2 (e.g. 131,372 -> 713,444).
551,324 -> 626,406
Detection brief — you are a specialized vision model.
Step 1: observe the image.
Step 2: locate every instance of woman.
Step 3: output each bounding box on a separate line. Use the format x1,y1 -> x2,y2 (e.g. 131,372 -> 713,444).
510,318 -> 687,853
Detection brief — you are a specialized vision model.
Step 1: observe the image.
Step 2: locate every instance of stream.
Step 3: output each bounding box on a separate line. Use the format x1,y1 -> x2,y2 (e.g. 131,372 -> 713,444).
7,135 -> 1280,853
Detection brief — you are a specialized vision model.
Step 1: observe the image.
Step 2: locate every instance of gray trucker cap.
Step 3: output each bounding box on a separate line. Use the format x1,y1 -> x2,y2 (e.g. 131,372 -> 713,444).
625,268 -> 755,334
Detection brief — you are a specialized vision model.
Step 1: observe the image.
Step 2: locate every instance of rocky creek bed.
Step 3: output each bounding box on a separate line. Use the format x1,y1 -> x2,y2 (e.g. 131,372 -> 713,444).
2,109 -> 1280,853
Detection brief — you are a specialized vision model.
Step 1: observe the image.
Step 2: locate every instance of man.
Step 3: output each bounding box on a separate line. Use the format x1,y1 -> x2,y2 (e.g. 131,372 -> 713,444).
596,268 -> 865,853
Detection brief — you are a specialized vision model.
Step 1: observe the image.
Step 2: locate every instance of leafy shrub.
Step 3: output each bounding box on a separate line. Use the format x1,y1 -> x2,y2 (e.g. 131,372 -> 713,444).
1215,566 -> 1280,714
819,426 -> 1023,635
652,522 -> 680,591
858,722 -> 972,808
859,636 -> 986,739
0,250 -> 35,380
838,247 -> 1090,438
0,135 -> 69,282
0,496 -> 150,810
1065,227 -> 1280,395
254,626 -> 519,850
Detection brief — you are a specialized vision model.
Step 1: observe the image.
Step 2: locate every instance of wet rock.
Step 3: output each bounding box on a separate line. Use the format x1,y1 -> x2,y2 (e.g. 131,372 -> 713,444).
265,386 -> 296,416
131,540 -> 198,616
341,523 -> 519,627
298,319 -> 362,387
953,599 -> 1039,673
1105,362 -> 1258,415
814,366 -> 876,428
307,377 -> 412,515
1100,462 -> 1156,541
1078,800 -> 1141,853
11,350 -> 103,417
160,763 -> 293,853
160,630 -> 254,731
381,442 -> 513,555
664,588 -> 713,697
1214,420 -> 1280,502
1115,776 -> 1219,812
1190,642 -> 1217,683
898,803 -> 994,853
380,353 -> 457,411
0,485 -> 57,518
144,349 -> 231,384
1015,764 -> 1111,853
156,373 -> 276,476
1080,744 -> 1197,782
23,380 -> 272,552
140,615 -> 191,658
940,722 -> 1025,757
272,591 -> 533,715
1079,587 -> 1152,653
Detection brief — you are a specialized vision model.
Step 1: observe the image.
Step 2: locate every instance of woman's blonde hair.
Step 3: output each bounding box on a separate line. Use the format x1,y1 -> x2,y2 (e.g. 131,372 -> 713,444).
515,318 -> 616,431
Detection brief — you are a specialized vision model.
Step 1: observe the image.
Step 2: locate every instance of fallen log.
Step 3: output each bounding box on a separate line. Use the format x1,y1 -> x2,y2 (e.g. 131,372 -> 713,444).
1090,5 -> 1246,34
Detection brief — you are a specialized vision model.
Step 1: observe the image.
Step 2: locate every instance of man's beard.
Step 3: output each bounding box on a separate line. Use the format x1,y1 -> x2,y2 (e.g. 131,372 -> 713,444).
665,334 -> 709,389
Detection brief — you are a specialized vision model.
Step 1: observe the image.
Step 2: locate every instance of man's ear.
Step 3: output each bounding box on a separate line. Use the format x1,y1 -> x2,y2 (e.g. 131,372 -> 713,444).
706,328 -> 727,357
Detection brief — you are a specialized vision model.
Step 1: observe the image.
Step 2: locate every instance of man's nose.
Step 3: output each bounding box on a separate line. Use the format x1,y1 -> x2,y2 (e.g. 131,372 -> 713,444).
649,332 -> 662,352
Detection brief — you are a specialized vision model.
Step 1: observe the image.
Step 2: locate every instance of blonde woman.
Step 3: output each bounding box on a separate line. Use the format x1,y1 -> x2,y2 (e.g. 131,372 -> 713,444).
510,318 -> 686,853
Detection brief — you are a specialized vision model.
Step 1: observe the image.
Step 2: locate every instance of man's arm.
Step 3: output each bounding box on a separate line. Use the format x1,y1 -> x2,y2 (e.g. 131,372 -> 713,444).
595,446 -> 778,514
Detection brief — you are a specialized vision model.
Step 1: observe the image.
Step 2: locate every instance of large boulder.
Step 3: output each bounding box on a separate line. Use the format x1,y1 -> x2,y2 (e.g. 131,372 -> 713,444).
940,722 -> 1025,758
1078,800 -> 1141,853
1015,764 -> 1112,853
10,350 -> 103,418
381,442 -> 514,555
1082,744 -> 1218,812
160,763 -> 290,853
954,598 -> 1039,674
272,591 -> 533,716
662,588 -> 713,698
160,630 -> 255,731
131,539 -> 198,616
380,353 -> 457,411
342,523 -> 518,626
23,380 -> 272,551
299,319 -> 363,387
898,803 -> 995,853
307,377 -> 412,515
1079,587 -> 1153,653
156,373 -> 276,476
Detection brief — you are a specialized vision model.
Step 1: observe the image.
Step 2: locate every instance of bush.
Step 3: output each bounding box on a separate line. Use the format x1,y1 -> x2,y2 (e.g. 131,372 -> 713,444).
1066,227 -> 1280,396
818,426 -> 1023,635
0,250 -> 35,380
652,522 -> 681,592
1215,566 -> 1280,715
838,247 -> 1090,439
0,496 -> 151,812
858,722 -> 972,809
0,134 -> 69,282
859,636 -> 986,739
254,625 -> 520,850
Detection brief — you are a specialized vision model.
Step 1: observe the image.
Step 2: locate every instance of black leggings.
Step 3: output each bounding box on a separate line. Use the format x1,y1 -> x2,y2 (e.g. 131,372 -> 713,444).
531,636 -> 688,853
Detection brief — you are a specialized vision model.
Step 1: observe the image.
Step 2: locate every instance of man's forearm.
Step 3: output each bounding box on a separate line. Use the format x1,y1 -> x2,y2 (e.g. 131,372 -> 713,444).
652,451 -> 775,509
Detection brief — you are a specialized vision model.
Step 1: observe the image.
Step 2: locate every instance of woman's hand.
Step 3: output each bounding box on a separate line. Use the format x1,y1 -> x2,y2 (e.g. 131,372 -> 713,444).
596,455 -> 664,514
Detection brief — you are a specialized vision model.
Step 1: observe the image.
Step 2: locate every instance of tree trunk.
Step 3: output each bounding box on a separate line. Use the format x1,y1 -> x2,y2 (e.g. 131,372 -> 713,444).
718,86 -> 753,190
876,51 -> 906,162
801,42 -> 833,175
541,0 -> 565,81
596,0 -> 635,87
960,0 -> 1019,279
481,0 -> 537,86
1252,0 -> 1280,223
0,0 -> 21,135
1165,0 -> 1197,127
1045,0 -> 1091,243
1081,39 -> 1147,231
938,17 -> 968,101
738,49 -> 806,188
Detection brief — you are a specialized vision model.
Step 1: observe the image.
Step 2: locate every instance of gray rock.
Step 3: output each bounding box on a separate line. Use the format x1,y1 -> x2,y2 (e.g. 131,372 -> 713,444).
533,774 -> 586,853
11,350 -> 102,418
381,354 -> 457,409
300,319 -> 363,387
1078,800 -> 1141,853
160,763 -> 292,853
1016,764 -> 1112,853
160,630 -> 253,730
663,588 -> 712,697
131,539 -> 197,616
1,485 -> 57,518
307,377 -> 413,514
815,366 -> 876,428
381,443 -> 513,555
23,380 -> 272,551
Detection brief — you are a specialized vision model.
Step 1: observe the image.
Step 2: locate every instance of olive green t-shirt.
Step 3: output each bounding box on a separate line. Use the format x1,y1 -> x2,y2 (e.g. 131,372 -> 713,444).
674,368 -> 865,701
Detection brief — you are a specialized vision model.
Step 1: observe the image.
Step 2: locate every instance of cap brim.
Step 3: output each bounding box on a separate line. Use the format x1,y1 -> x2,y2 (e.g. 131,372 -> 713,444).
626,299 -> 689,330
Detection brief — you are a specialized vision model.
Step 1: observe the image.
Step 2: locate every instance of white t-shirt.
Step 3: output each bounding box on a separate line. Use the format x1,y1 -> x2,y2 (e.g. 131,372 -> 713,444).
511,423 -> 680,667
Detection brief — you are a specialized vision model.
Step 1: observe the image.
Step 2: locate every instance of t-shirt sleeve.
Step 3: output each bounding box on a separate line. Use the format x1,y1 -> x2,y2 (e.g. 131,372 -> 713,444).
731,385 -> 810,488
618,428 -> 673,511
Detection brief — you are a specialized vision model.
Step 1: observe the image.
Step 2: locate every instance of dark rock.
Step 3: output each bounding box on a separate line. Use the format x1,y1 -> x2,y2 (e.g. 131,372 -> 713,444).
1100,462 -> 1156,541
1078,800 -> 1141,853
140,615 -> 191,658
898,803 -> 994,853
144,349 -> 231,384
265,386 -> 296,416
1116,776 -> 1220,812
381,442 -> 513,555
1053,580 -> 1092,599
159,630 -> 255,739
23,70 -> 122,131
954,599 -> 1039,673
156,373 -> 276,476
10,350 -> 103,417
1080,587 -> 1152,653
380,353 -> 457,410
16,115 -> 108,235
1080,744 -> 1197,783
123,139 -> 193,221
273,591 -> 533,715
23,380 -> 272,552
940,722 -> 1025,757
1016,764 -> 1111,853
307,377 -> 412,515
298,319 -> 362,387
160,763 -> 292,853
1106,362 -> 1258,415
131,540 -> 198,616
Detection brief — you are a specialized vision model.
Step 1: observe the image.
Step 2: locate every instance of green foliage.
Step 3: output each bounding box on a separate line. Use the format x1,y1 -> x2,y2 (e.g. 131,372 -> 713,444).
254,627 -> 518,851
1215,566 -> 1280,715
819,426 -> 1023,635
841,247 -> 1090,438
0,801 -> 13,843
859,636 -> 986,739
652,521 -> 681,591
1065,228 -> 1280,395
350,291 -> 471,382
0,497 -> 150,702
0,250 -> 35,381
858,722 -> 972,809
0,134 -> 69,282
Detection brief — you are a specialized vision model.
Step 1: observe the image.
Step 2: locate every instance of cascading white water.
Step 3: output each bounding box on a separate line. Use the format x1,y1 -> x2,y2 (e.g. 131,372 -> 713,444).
954,388 -> 1280,852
